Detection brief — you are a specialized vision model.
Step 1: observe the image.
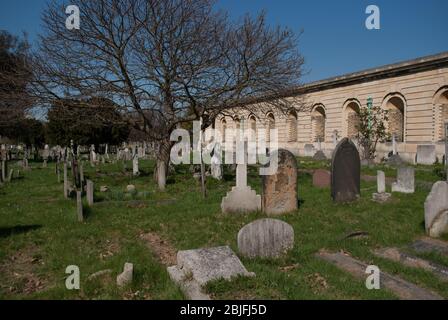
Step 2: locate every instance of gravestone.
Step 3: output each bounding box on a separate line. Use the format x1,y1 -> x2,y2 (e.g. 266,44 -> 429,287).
424,181 -> 448,237
313,169 -> 331,188
331,130 -> 339,147
167,246 -> 254,287
313,150 -> 327,161
391,167 -> 415,193
372,170 -> 391,202
210,143 -> 223,180
262,149 -> 298,215
117,262 -> 133,287
132,155 -> 139,176
237,218 -> 294,258
331,138 -> 360,202
416,145 -> 436,165
86,180 -> 94,206
42,145 -> 50,168
303,144 -> 315,157
63,162 -> 69,199
76,191 -> 84,222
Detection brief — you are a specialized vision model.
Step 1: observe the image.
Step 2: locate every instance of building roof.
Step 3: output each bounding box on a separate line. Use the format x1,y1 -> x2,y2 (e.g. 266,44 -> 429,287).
296,51 -> 448,95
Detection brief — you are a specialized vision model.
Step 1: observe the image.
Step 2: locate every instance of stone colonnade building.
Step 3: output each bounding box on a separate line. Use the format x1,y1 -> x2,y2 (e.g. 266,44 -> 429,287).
215,52 -> 448,164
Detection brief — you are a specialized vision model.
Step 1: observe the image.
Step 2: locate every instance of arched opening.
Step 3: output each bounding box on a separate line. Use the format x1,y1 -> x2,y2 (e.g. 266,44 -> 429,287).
344,100 -> 360,139
383,95 -> 405,142
221,118 -> 227,143
249,115 -> 257,141
266,112 -> 275,142
434,87 -> 448,141
311,105 -> 326,142
287,110 -> 298,142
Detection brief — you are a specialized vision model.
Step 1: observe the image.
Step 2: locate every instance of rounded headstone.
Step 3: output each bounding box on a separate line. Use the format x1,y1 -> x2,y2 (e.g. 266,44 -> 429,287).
237,218 -> 294,258
313,169 -> 330,188
331,138 -> 360,202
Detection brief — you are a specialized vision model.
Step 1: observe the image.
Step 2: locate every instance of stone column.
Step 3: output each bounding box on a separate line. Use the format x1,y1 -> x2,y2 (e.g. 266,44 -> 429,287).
392,133 -> 397,155
86,180 -> 94,206
76,191 -> 84,222
377,170 -> 386,193
236,164 -> 247,188
132,156 -> 139,176
63,162 -> 68,198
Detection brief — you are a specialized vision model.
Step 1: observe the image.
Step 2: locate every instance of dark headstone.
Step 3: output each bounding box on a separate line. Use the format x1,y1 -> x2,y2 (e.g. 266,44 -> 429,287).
313,169 -> 331,188
262,149 -> 298,215
331,138 -> 360,202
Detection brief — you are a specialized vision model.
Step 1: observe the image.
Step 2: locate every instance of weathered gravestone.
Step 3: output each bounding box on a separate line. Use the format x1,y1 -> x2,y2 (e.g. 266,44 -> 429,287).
331,138 -> 360,202
416,145 -> 436,165
86,180 -> 94,206
313,150 -> 327,161
132,155 -> 139,176
303,144 -> 315,157
424,181 -> 448,238
167,246 -> 254,286
262,149 -> 298,215
391,167 -> 415,193
76,191 -> 84,222
63,162 -> 69,199
313,169 -> 331,188
372,170 -> 391,202
42,145 -> 50,168
238,218 -> 294,258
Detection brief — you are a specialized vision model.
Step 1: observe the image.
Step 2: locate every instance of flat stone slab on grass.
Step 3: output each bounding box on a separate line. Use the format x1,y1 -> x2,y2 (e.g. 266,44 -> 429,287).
410,237 -> 448,257
167,246 -> 254,300
373,248 -> 448,281
316,250 -> 443,300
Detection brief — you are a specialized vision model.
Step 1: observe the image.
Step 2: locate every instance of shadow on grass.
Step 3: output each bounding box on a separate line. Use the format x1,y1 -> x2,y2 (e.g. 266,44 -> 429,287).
0,224 -> 42,238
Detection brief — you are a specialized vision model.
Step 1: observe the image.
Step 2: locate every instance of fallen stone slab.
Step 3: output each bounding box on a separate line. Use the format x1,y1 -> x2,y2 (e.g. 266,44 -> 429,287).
167,265 -> 211,300
410,237 -> 448,257
373,248 -> 448,282
316,250 -> 443,300
167,246 -> 254,300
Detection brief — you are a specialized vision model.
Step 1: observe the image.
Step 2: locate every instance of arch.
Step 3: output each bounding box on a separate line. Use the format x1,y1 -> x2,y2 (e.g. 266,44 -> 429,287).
287,109 -> 298,142
342,99 -> 361,139
382,93 -> 406,142
433,86 -> 448,141
311,104 -> 326,142
220,118 -> 227,143
248,114 -> 257,141
266,112 -> 275,142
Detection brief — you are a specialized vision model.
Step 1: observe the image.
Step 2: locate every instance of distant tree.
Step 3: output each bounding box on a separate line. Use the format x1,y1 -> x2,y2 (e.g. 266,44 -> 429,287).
0,31 -> 33,132
46,98 -> 130,147
356,104 -> 389,161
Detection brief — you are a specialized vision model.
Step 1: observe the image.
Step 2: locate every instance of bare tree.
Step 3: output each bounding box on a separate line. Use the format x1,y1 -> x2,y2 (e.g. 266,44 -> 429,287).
33,0 -> 305,190
0,31 -> 34,134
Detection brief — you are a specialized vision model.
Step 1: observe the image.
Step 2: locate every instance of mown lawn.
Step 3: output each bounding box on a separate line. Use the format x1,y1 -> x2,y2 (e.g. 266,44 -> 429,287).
0,158 -> 447,300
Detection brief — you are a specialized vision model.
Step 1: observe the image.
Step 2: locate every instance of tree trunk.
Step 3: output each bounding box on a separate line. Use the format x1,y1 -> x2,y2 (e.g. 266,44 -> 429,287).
153,139 -> 172,191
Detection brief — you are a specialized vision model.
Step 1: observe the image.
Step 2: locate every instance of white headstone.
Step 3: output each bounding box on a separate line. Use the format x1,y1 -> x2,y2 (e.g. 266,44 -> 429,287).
424,181 -> 448,238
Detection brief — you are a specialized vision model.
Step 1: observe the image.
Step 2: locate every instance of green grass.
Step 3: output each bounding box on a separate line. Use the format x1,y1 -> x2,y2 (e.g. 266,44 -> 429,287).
0,158 -> 447,300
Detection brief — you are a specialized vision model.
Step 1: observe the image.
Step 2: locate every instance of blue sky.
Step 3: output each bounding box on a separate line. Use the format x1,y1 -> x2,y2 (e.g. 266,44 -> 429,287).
1,0 -> 447,82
